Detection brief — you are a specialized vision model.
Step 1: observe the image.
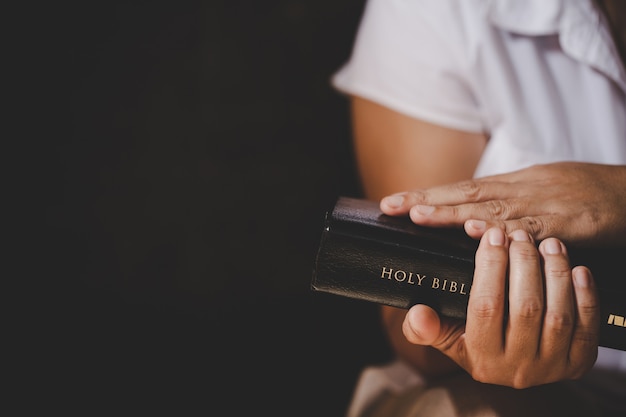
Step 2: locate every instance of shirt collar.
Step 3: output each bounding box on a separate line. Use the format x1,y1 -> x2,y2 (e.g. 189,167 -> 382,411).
488,0 -> 626,91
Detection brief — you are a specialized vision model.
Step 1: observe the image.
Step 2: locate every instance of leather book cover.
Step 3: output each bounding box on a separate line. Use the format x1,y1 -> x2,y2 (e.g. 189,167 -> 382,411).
311,196 -> 626,351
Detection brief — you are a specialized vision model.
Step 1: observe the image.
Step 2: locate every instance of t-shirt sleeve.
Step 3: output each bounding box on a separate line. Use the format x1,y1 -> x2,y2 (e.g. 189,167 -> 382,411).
332,0 -> 485,133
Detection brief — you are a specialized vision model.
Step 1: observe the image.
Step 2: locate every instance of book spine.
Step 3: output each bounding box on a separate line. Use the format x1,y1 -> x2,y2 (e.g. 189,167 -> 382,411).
312,227 -> 626,351
312,228 -> 473,320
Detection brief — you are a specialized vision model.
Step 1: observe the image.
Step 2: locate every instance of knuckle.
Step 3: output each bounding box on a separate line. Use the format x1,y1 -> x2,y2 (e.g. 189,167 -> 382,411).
544,265 -> 571,282
510,244 -> 539,262
544,311 -> 574,333
519,216 -> 544,236
579,209 -> 602,238
470,367 -> 490,384
475,254 -> 507,273
572,330 -> 599,351
509,364 -> 538,389
514,297 -> 543,320
475,252 -> 503,268
470,366 -> 536,389
511,372 -> 535,389
577,301 -> 599,316
469,296 -> 502,319
515,215 -> 556,241
407,190 -> 428,204
449,205 -> 463,219
484,200 -> 508,218
469,362 -> 498,384
457,180 -> 483,201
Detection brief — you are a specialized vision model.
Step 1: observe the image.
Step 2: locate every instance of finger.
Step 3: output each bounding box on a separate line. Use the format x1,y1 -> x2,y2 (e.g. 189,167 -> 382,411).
464,214 -> 563,242
537,238 -> 576,369
464,228 -> 509,360
568,266 -> 600,378
380,180 -> 517,215
402,304 -> 442,345
505,230 -> 543,360
409,198 -> 535,227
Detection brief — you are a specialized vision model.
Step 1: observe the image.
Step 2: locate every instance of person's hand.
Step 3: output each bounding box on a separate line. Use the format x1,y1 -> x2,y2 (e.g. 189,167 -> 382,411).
401,227 -> 600,388
380,162 -> 626,247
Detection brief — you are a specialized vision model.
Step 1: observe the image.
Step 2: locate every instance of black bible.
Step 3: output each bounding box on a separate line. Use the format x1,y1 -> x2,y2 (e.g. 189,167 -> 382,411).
311,196 -> 626,352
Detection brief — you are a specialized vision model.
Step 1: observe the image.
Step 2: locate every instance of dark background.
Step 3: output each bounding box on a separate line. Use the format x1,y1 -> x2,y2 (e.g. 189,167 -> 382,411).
30,0 -> 393,415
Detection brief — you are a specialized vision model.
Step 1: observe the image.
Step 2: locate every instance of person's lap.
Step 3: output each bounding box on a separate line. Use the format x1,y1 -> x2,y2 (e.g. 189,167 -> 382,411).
355,361 -> 626,417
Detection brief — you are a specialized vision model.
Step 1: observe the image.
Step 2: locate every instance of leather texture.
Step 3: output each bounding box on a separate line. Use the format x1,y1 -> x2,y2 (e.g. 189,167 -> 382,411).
312,196 -> 625,351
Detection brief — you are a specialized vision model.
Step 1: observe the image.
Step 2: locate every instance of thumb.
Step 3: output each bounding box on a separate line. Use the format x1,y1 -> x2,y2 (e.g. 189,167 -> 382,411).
403,304 -> 467,354
402,304 -> 442,345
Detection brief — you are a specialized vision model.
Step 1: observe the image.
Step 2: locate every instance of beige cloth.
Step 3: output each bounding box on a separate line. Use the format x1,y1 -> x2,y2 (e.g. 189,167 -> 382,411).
358,371 -> 621,417
348,359 -> 626,417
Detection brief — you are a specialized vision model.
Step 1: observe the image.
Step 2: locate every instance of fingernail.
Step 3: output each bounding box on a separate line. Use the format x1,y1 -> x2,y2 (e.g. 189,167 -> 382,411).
383,194 -> 404,208
414,205 -> 435,215
467,219 -> 486,232
573,268 -> 591,288
543,238 -> 562,254
488,228 -> 505,246
510,230 -> 531,242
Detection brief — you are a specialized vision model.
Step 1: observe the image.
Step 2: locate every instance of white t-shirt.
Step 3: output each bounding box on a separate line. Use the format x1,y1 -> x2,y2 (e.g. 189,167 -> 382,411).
333,0 -> 626,178
332,0 -> 626,414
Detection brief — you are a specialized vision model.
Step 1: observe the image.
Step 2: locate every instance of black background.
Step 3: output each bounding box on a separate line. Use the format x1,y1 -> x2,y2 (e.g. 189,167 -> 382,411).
26,0 -> 393,415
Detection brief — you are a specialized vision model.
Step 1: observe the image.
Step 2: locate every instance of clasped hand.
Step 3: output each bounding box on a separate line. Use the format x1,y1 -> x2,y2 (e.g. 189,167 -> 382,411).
402,227 -> 600,388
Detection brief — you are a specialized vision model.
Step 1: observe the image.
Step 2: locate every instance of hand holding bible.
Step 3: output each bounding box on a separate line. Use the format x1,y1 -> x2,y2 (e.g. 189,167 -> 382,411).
380,162 -> 626,247
401,227 -> 600,388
